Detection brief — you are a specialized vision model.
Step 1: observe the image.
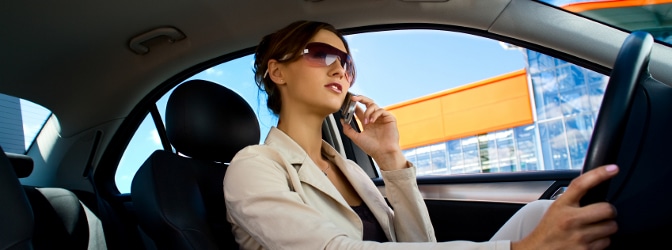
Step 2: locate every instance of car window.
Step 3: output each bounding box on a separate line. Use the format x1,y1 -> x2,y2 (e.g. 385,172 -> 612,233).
0,94 -> 51,154
115,29 -> 608,193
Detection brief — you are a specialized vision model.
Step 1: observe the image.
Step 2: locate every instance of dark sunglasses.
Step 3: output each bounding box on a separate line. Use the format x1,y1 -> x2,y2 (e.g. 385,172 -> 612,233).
301,42 -> 356,85
264,42 -> 356,85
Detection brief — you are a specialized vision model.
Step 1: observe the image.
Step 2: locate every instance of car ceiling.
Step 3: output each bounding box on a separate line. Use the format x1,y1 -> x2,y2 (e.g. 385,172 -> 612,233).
2,0 -> 671,138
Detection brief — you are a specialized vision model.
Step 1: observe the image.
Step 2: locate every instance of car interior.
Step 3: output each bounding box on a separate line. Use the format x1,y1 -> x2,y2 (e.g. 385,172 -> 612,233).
2,0 -> 672,249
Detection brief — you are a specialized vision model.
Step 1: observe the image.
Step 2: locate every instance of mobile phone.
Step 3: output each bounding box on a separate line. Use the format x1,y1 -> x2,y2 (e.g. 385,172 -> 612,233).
340,92 -> 357,124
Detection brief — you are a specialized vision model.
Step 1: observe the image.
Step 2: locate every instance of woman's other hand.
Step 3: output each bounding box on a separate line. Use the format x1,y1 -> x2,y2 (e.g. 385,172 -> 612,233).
513,164 -> 620,250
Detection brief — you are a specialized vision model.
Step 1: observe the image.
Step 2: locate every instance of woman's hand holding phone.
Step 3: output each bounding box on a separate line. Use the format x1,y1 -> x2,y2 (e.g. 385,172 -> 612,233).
340,94 -> 408,171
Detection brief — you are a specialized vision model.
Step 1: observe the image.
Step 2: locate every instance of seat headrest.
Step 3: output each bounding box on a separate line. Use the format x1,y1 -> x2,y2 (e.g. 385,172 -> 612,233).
6,153 -> 33,178
166,79 -> 260,163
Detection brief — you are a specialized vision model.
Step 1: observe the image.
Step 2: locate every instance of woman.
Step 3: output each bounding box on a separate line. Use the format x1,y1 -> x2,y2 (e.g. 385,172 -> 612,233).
223,20 -> 619,249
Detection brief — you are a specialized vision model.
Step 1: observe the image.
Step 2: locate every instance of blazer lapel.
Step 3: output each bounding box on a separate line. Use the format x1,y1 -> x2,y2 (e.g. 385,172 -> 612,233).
296,159 -> 352,209
265,127 -> 395,240
265,128 -> 351,209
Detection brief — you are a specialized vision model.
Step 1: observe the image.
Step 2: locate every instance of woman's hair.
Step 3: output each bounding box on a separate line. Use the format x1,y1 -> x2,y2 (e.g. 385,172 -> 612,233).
253,20 -> 351,115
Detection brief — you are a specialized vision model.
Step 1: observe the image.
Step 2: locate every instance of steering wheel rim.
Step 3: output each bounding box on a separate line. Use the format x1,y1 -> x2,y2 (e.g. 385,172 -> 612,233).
579,31 -> 654,206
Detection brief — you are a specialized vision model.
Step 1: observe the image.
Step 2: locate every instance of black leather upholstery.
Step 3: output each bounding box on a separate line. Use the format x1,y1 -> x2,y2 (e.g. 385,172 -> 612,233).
23,187 -> 90,249
3,148 -> 97,250
6,152 -> 33,178
0,145 -> 34,250
165,79 -> 260,163
131,79 -> 260,250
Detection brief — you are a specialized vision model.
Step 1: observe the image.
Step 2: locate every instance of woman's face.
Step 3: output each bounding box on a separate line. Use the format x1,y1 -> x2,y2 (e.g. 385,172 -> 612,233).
277,29 -> 352,118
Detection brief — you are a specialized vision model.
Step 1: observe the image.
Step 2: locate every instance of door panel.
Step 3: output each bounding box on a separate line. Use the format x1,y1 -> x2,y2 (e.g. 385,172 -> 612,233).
374,170 -> 578,242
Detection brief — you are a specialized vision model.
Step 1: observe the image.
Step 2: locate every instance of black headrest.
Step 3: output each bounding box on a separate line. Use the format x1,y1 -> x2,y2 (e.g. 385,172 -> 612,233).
6,152 -> 34,178
166,79 -> 260,163
0,145 -> 34,249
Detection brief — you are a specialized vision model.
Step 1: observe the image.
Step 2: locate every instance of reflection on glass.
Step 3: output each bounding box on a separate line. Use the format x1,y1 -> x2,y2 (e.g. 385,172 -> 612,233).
447,140 -> 464,174
543,92 -> 562,119
496,129 -> 516,173
565,114 -> 594,168
430,143 -> 447,174
527,50 -> 557,73
478,134 -> 499,173
588,81 -> 607,113
559,86 -> 589,116
416,148 -> 431,175
529,51 -> 607,171
515,125 -> 539,171
539,119 -> 569,170
462,136 -> 480,174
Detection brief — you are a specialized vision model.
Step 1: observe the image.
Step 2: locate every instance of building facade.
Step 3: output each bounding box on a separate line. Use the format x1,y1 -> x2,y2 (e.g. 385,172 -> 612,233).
0,94 -> 26,154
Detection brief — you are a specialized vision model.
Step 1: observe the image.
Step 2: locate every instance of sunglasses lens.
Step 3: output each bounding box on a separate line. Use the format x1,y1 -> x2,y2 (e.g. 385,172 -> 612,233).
344,61 -> 355,84
324,54 -> 338,66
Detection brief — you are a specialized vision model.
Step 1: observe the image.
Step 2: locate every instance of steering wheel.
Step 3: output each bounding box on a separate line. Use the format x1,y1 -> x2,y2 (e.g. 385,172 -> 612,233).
579,31 -> 654,206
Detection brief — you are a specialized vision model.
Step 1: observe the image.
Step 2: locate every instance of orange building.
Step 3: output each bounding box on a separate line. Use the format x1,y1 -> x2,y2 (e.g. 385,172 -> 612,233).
387,69 -> 533,150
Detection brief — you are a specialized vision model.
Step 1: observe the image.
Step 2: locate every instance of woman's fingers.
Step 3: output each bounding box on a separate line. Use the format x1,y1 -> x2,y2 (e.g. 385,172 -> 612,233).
556,164 -> 619,207
351,94 -> 386,125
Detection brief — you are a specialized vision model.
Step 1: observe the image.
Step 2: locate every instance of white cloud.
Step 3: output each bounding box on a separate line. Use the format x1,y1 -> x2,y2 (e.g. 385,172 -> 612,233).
542,93 -> 603,117
348,84 -> 366,98
205,68 -> 224,76
547,126 -> 591,149
149,129 -> 161,146
349,47 -> 360,59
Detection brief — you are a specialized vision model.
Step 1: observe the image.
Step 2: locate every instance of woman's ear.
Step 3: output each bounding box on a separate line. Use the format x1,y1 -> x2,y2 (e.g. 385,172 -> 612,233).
267,59 -> 286,85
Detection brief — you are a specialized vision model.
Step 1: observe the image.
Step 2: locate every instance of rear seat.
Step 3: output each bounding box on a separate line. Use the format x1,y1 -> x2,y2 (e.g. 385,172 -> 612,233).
5,150 -> 107,249
0,145 -> 33,250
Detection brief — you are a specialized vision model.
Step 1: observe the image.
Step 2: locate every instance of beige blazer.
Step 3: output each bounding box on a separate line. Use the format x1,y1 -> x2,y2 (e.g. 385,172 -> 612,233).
224,127 -> 510,250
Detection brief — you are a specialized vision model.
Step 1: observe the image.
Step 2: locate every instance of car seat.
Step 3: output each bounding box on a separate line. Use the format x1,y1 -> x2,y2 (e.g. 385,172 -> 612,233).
131,79 -> 260,249
1,145 -> 107,249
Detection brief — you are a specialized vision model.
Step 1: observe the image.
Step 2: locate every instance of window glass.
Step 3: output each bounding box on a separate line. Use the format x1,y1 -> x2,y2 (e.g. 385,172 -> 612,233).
515,125 -> 539,171
461,137 -> 480,174
0,94 -> 51,154
116,114 -> 163,193
447,140 -> 463,174
430,144 -> 447,174
495,129 -> 515,172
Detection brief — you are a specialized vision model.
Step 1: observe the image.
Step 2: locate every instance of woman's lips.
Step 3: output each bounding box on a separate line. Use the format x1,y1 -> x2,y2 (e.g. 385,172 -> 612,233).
325,83 -> 342,93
